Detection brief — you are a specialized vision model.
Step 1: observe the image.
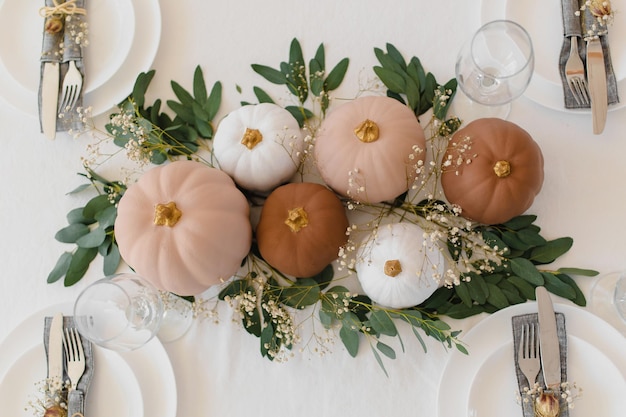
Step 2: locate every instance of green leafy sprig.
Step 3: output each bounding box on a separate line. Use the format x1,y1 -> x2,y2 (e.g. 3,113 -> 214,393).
248,38 -> 349,125
106,65 -> 222,165
48,168 -> 125,286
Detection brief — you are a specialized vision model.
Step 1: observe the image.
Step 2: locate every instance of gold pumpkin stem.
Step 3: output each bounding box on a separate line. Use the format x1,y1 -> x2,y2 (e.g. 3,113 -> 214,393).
493,160 -> 511,178
384,259 -> 402,277
354,119 -> 380,143
154,201 -> 182,227
241,128 -> 263,150
285,207 -> 309,233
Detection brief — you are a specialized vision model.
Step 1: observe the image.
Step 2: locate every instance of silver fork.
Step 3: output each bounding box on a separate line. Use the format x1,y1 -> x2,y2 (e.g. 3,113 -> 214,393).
63,327 -> 86,392
59,61 -> 83,112
518,322 -> 541,388
565,36 -> 590,105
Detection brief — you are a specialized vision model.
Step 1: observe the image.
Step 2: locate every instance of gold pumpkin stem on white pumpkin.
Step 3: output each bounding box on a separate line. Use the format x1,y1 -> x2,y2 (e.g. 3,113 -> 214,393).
154,201 -> 182,227
383,259 -> 402,277
354,119 -> 380,143
284,207 -> 309,233
241,127 -> 263,150
493,160 -> 511,178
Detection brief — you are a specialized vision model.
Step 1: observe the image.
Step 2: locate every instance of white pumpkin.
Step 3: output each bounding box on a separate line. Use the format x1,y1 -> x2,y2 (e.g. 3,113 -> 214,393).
213,103 -> 304,192
355,222 -> 444,309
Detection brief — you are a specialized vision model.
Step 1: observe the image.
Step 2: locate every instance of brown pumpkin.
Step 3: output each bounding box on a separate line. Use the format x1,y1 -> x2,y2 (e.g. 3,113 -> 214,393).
256,182 -> 349,278
441,118 -> 544,225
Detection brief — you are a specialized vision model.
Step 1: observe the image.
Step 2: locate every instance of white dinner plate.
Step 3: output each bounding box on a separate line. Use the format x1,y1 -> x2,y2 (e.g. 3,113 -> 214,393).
0,302 -> 177,417
437,302 -> 626,417
0,0 -> 161,117
467,336 -> 625,417
0,344 -> 144,417
480,0 -> 625,112
0,0 -> 135,95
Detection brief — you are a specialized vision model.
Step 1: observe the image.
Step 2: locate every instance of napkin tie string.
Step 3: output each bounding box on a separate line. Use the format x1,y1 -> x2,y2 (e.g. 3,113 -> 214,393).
39,0 -> 86,19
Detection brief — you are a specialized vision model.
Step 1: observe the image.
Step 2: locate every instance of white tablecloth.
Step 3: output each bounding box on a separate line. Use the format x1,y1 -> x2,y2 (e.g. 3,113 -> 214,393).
1,1 -> 625,416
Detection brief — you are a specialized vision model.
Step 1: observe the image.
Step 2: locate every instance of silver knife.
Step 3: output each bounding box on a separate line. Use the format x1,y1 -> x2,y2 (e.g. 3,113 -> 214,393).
536,287 -> 561,393
41,62 -> 59,140
47,312 -> 64,393
586,38 -> 608,135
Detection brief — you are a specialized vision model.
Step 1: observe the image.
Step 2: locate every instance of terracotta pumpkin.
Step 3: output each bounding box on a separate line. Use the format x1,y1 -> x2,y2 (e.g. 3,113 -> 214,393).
314,96 -> 426,203
355,222 -> 443,309
441,118 -> 544,225
213,103 -> 304,192
256,182 -> 349,278
115,160 -> 252,295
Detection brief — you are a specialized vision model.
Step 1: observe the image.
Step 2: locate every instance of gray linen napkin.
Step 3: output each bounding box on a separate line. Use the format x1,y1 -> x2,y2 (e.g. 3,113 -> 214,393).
57,0 -> 87,133
38,0 -> 64,133
511,313 -> 569,417
44,316 -> 94,417
559,0 -> 619,109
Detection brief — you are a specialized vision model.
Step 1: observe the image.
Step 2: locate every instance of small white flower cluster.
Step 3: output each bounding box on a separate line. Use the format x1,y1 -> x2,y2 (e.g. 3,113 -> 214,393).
108,110 -> 151,166
261,298 -> 300,361
517,381 -> 583,410
441,134 -> 475,176
25,377 -> 69,417
577,0 -> 615,40
64,15 -> 89,48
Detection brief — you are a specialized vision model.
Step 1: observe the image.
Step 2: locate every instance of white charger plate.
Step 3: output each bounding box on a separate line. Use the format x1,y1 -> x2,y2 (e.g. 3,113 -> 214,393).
0,303 -> 176,417
437,302 -> 626,417
0,0 -> 161,117
480,0 -> 625,112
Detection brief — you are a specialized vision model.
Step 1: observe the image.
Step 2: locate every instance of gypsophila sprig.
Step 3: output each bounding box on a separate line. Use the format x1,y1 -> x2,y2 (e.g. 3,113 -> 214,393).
25,377 -> 69,417
577,0 -> 615,40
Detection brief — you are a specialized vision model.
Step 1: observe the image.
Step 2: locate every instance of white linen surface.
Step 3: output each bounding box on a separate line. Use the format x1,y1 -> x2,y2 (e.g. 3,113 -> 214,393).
1,1 -> 625,416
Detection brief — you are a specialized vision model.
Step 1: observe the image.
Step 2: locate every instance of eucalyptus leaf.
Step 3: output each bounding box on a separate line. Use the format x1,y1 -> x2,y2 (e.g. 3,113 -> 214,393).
95,205 -> 117,229
205,81 -> 222,120
64,247 -> 98,286
554,274 -> 586,306
66,207 -> 94,225
279,278 -> 320,309
325,57 -> 349,91
556,267 -> 598,277
485,283 -> 509,309
167,100 -> 196,124
47,252 -> 72,283
55,223 -> 89,243
502,214 -> 537,230
466,274 -> 488,304
67,183 -> 91,195
319,309 -> 333,327
369,310 -> 398,337
507,275 -> 537,300
370,347 -> 389,377
76,227 -> 107,248
340,324 -> 360,357
542,272 -> 577,299
251,64 -> 288,85
509,257 -> 544,285
373,66 -> 406,93
530,237 -> 573,264
192,65 -> 208,105
171,81 -> 195,106
103,243 -> 121,276
260,320 -> 274,357
83,194 -> 112,219
131,70 -> 155,108
376,341 -> 396,359
253,86 -> 275,104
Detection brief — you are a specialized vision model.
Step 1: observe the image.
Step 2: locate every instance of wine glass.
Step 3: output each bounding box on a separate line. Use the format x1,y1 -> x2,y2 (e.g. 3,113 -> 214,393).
73,273 -> 193,351
454,20 -> 534,120
589,271 -> 626,336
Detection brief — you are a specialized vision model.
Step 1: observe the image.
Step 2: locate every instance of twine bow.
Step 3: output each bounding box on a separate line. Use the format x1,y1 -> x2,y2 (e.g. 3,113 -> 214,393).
39,0 -> 86,18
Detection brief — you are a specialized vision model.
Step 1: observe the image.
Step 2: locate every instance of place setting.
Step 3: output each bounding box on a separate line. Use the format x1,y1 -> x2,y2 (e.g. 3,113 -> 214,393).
478,0 -> 621,134
438,282 -> 626,417
0,0 -> 162,126
0,272 -> 194,417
